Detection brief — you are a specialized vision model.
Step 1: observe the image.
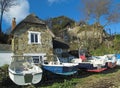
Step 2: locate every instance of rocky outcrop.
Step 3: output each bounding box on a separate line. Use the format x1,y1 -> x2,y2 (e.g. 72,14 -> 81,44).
67,23 -> 111,49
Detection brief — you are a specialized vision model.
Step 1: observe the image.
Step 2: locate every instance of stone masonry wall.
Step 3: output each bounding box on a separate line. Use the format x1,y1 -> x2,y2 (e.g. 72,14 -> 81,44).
12,24 -> 53,55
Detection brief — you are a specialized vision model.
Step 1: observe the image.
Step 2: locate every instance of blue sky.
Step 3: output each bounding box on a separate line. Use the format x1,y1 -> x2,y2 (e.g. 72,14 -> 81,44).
2,0 -> 120,34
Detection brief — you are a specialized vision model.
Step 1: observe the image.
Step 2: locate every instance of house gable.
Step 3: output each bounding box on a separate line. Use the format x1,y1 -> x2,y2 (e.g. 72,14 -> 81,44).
12,14 -> 53,55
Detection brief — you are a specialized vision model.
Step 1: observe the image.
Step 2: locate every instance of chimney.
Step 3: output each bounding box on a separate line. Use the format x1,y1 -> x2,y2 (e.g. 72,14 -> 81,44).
12,17 -> 16,30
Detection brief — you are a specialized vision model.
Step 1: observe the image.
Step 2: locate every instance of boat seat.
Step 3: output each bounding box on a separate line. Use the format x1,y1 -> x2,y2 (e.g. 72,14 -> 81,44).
23,62 -> 33,70
44,60 -> 48,64
13,62 -> 25,72
49,61 -> 54,65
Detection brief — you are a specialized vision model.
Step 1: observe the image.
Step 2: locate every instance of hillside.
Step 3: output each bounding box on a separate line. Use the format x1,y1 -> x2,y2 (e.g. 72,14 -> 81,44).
46,16 -> 75,35
45,16 -> 119,54
66,23 -> 112,51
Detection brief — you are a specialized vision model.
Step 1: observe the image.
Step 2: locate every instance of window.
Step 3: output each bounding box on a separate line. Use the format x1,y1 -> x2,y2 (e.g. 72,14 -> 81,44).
32,56 -> 40,63
32,56 -> 43,64
23,53 -> 46,64
55,48 -> 62,54
28,31 -> 41,44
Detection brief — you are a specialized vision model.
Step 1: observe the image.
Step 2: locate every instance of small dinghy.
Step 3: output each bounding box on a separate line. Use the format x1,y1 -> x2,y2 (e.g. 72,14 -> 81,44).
8,56 -> 43,85
42,55 -> 78,76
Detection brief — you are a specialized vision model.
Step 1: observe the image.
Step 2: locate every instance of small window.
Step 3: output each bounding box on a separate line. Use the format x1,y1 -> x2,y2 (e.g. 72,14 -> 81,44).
28,31 -> 41,44
55,48 -> 62,54
32,56 -> 40,64
32,56 -> 43,64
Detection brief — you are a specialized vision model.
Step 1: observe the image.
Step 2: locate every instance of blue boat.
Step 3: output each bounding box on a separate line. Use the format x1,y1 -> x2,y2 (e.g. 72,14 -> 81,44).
116,54 -> 120,65
42,55 -> 78,75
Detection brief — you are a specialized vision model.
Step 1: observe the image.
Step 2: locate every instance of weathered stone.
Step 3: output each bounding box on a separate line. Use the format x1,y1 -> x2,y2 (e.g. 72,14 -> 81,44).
12,15 -> 53,56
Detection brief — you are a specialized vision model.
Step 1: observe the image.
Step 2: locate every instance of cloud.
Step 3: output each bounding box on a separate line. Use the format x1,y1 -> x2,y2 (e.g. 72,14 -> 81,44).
48,0 -> 66,4
3,0 -> 30,25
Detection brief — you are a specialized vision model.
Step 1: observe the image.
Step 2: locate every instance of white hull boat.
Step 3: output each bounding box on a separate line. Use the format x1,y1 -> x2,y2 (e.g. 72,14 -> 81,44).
9,56 -> 43,85
71,49 -> 117,72
96,54 -> 117,68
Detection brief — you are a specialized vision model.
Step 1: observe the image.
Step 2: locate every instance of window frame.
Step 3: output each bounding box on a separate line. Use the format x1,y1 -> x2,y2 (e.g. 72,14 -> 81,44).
24,53 -> 46,64
28,31 -> 41,44
55,48 -> 62,54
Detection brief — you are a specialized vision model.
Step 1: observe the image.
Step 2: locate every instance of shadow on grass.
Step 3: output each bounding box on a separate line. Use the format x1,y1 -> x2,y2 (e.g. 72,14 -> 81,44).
100,66 -> 120,74
0,76 -> 24,88
34,69 -> 77,88
72,65 -> 120,79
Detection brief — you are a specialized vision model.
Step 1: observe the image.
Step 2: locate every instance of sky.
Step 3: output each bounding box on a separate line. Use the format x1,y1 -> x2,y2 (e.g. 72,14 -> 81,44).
2,0 -> 120,34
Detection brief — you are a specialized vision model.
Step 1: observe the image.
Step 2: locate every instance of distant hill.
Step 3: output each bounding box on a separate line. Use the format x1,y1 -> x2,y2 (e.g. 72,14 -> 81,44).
46,16 -> 75,35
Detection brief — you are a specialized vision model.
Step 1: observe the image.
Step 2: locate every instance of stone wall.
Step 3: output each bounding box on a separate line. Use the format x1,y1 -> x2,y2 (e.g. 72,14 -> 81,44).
12,24 -> 53,55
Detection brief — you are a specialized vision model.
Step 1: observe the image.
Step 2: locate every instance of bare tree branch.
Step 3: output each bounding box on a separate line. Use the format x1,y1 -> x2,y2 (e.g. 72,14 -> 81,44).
81,0 -> 120,27
0,0 -> 17,33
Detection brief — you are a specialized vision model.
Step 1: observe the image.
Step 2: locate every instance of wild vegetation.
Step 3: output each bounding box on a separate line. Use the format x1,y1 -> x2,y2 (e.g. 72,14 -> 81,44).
46,16 -> 75,35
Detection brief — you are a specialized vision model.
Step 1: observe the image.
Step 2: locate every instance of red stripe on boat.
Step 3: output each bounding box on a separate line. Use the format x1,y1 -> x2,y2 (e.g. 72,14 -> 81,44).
87,68 -> 107,72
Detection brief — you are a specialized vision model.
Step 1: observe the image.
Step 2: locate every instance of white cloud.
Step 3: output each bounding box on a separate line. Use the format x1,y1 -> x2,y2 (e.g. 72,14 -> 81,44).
48,0 -> 66,4
3,0 -> 30,25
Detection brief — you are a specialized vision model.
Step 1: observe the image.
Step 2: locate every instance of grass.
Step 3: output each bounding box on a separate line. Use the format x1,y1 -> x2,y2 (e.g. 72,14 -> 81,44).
0,64 -> 120,88
39,66 -> 120,88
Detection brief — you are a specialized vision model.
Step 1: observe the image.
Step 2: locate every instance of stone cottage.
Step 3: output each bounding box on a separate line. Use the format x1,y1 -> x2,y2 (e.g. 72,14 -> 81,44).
11,14 -> 54,64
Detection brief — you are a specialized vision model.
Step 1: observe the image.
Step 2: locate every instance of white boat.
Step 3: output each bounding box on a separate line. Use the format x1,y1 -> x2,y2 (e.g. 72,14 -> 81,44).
72,56 -> 108,72
42,55 -> 78,75
8,56 -> 43,85
89,54 -> 117,69
71,49 -> 117,72
71,49 -> 108,72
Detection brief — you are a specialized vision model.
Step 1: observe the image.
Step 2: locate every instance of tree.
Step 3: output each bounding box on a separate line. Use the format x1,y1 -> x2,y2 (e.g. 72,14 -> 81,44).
81,0 -> 120,26
0,0 -> 16,33
46,16 -> 75,35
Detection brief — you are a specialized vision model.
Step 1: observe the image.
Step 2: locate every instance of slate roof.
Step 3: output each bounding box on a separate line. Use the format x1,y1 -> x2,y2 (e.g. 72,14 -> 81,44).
53,38 -> 69,49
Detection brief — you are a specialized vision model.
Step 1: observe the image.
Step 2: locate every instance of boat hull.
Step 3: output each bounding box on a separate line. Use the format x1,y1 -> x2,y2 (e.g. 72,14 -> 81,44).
42,65 -> 77,75
78,63 -> 107,72
9,71 -> 42,85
